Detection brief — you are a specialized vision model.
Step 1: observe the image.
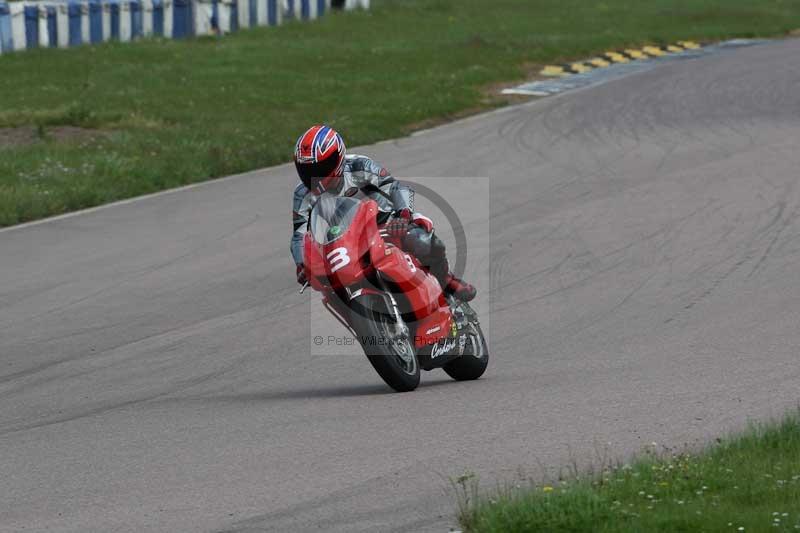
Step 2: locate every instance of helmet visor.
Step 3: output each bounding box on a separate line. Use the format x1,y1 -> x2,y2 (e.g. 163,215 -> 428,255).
296,156 -> 341,192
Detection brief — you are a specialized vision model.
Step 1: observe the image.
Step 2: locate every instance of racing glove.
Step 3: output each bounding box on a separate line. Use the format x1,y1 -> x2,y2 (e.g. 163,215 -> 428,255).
385,218 -> 410,241
395,209 -> 433,234
410,212 -> 433,233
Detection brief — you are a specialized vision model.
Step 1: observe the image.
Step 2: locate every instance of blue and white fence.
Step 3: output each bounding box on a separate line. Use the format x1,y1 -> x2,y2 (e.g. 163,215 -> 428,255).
0,0 -> 368,54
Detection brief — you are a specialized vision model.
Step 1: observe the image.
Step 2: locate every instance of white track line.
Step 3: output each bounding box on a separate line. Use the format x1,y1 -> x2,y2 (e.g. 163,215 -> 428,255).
0,166 -> 281,235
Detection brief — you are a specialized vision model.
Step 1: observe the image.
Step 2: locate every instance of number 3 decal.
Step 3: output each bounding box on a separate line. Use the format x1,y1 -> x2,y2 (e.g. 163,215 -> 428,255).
326,247 -> 351,273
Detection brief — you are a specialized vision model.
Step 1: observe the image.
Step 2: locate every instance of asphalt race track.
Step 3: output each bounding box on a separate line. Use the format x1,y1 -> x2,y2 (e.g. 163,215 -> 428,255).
2,39 -> 800,533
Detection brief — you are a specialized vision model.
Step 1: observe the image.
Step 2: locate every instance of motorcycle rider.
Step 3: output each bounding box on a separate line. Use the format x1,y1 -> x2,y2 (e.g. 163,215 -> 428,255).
290,125 -> 476,302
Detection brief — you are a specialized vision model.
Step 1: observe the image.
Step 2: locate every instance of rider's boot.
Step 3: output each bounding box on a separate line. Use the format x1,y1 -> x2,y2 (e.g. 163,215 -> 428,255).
443,273 -> 477,302
430,258 -> 477,302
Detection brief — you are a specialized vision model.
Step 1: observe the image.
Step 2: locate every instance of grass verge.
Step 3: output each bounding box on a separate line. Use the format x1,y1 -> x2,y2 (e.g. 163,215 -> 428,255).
455,411 -> 800,532
2,0 -> 800,226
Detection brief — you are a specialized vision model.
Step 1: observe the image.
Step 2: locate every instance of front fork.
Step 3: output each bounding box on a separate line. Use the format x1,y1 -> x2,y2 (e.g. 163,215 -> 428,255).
319,279 -> 411,345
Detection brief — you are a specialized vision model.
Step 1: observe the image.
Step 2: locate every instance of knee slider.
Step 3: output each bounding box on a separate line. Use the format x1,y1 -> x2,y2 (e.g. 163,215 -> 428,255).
428,232 -> 446,260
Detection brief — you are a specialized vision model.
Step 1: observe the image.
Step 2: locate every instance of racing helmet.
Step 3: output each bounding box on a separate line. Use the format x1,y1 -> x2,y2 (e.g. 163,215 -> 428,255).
294,125 -> 346,194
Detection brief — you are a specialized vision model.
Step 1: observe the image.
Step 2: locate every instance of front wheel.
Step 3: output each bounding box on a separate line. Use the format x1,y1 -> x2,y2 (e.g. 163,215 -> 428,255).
350,296 -> 420,392
443,322 -> 489,381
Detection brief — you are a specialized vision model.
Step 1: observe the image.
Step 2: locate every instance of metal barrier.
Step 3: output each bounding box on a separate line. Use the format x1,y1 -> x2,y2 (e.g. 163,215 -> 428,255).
0,0 -> 368,53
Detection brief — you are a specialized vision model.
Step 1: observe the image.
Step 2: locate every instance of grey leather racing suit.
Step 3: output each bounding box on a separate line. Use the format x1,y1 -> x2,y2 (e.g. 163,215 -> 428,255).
290,154 -> 451,284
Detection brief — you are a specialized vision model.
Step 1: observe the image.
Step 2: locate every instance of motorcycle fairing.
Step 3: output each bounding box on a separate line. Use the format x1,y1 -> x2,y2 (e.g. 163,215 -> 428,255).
304,198 -> 453,349
304,199 -> 381,290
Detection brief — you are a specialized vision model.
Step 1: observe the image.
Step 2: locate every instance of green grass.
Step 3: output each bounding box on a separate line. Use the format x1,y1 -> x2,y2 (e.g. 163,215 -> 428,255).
2,0 -> 800,226
455,411 -> 800,532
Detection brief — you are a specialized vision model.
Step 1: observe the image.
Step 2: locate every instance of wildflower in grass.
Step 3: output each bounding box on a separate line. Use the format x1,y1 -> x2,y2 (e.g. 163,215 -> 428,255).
542,486 -> 553,493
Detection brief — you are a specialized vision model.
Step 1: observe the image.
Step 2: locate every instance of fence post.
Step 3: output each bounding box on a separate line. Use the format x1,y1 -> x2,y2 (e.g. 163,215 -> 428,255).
100,0 -> 110,40
46,5 -> 58,47
24,5 -> 38,49
36,5 -> 48,48
10,2 -> 25,51
0,1 -> 12,54
79,1 -> 89,43
119,1 -> 131,40
89,0 -> 102,42
151,0 -> 163,35
162,0 -> 171,36
131,0 -> 144,38
172,0 -> 190,38
142,0 -> 153,36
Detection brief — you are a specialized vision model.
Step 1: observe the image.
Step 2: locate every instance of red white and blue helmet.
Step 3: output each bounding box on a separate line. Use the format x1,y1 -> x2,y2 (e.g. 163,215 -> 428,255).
294,125 -> 346,194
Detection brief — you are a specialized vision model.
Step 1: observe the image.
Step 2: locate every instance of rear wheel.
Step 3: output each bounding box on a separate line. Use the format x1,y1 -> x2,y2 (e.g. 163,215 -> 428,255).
443,322 -> 489,381
350,296 -> 420,392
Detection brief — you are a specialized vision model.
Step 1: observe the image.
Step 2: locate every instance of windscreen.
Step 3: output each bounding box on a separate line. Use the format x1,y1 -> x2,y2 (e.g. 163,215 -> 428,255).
309,195 -> 362,245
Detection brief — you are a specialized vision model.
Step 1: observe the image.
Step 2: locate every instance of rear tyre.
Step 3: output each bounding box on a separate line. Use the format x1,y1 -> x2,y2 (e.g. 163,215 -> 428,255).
350,296 -> 420,392
443,322 -> 489,381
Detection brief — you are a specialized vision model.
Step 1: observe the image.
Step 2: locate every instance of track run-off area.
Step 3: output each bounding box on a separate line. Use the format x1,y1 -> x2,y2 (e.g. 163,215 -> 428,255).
1,38 -> 800,532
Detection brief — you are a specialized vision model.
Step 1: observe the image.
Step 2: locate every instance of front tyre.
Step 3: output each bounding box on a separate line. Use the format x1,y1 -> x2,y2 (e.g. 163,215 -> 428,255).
443,322 -> 489,381
350,296 -> 420,392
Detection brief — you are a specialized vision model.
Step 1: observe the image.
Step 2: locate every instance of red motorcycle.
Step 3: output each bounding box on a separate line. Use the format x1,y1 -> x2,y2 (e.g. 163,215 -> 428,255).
301,194 -> 489,392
